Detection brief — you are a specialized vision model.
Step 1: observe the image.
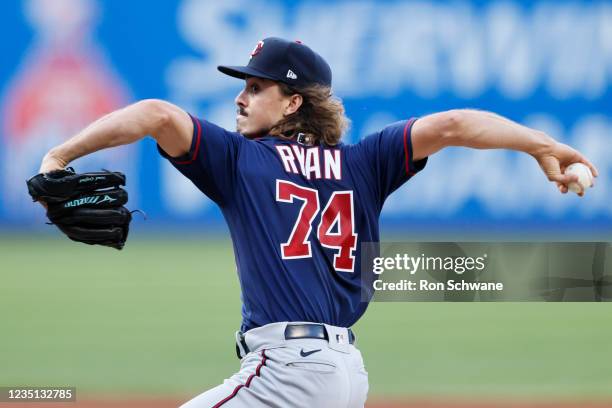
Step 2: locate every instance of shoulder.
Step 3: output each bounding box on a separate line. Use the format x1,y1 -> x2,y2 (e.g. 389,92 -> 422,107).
349,119 -> 416,152
192,116 -> 247,147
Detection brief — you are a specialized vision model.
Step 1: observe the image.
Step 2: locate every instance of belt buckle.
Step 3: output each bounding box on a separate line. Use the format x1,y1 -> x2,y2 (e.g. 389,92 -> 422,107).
284,323 -> 325,340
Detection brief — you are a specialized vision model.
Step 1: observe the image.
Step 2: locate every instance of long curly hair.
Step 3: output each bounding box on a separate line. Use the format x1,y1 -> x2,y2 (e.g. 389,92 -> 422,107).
268,83 -> 350,146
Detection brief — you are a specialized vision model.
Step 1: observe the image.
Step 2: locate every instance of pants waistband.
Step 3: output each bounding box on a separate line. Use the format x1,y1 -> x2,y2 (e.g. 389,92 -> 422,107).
235,322 -> 355,359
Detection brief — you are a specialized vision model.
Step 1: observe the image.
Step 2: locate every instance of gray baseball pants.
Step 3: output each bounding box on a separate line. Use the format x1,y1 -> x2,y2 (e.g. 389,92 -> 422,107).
179,322 -> 369,408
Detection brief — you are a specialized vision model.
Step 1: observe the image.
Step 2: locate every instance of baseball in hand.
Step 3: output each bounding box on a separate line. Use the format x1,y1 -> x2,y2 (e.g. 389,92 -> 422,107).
564,163 -> 594,195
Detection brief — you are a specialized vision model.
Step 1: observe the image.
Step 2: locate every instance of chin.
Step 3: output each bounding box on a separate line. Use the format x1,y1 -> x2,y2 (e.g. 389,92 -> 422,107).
237,127 -> 253,138
240,128 -> 269,139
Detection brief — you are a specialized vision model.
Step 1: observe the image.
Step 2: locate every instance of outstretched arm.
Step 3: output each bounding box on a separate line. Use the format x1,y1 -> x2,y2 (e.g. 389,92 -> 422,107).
39,99 -> 193,173
411,109 -> 598,195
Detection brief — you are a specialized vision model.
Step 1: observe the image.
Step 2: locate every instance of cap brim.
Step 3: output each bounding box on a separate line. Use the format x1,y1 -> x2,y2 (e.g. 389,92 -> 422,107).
217,65 -> 279,82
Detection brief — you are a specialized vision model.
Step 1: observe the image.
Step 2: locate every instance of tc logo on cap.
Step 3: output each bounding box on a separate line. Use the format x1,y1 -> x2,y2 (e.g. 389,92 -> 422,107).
218,36 -> 332,88
250,40 -> 264,59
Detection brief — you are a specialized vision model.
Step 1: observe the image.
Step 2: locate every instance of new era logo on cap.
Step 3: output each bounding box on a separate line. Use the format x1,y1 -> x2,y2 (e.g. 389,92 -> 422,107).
217,37 -> 332,88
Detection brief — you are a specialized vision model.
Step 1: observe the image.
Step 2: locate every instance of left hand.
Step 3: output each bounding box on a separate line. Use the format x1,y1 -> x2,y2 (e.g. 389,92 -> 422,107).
26,168 -> 132,250
532,142 -> 598,196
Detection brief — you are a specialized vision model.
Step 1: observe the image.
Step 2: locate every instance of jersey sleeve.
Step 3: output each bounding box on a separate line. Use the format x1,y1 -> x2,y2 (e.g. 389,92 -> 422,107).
157,114 -> 243,205
355,118 -> 427,205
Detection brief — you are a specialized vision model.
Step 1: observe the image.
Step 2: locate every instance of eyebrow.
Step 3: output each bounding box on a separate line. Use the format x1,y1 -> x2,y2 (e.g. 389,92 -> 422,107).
246,76 -> 269,85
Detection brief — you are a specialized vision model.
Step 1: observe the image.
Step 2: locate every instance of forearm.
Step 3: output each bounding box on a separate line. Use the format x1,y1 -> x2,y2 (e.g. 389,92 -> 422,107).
444,109 -> 554,155
412,109 -> 556,161
412,108 -> 597,195
40,99 -> 171,172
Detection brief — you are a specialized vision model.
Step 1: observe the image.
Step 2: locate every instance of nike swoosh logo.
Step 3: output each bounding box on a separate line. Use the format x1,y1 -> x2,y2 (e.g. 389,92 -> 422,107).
300,348 -> 322,357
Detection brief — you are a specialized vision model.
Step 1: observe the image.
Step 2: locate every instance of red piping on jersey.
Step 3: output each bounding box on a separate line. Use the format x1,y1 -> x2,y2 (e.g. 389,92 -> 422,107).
212,350 -> 268,407
175,116 -> 202,165
403,118 -> 416,176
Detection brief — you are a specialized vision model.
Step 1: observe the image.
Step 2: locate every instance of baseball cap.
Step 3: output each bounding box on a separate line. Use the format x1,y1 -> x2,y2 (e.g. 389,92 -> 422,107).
218,37 -> 332,88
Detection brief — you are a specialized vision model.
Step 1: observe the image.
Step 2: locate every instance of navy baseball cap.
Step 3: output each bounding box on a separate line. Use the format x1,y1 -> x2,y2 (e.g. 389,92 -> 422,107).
218,37 -> 332,88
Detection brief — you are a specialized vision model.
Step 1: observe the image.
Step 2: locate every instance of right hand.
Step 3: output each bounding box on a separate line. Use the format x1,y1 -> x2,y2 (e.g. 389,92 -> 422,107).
532,142 -> 598,196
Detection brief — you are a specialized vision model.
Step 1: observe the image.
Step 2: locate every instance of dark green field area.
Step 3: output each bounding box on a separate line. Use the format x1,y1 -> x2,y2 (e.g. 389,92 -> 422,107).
1,236 -> 611,400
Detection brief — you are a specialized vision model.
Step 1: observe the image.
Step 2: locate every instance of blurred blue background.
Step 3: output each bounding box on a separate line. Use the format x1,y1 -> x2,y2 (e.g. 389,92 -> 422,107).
1,0 -> 610,234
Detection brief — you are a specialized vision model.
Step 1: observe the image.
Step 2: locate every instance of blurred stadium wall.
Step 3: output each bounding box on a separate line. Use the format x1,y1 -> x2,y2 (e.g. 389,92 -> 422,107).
1,0 -> 610,235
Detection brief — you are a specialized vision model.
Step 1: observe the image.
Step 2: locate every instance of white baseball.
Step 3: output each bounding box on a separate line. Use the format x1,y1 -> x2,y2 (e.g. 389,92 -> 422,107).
564,163 -> 594,195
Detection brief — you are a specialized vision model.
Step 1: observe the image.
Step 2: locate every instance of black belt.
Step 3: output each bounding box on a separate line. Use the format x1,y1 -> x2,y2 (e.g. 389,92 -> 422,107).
235,323 -> 355,359
285,323 -> 356,344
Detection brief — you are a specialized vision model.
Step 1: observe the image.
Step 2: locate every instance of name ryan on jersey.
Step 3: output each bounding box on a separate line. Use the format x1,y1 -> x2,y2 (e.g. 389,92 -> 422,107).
275,145 -> 342,180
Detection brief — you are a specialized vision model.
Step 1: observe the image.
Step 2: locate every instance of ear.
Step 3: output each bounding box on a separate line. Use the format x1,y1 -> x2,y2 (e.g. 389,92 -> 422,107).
283,94 -> 303,116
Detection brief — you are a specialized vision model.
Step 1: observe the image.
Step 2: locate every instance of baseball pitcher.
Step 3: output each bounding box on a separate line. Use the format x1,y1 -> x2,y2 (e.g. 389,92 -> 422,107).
33,37 -> 597,407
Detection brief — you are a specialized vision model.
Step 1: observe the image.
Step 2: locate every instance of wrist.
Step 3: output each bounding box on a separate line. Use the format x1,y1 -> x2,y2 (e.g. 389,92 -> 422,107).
527,131 -> 555,157
40,149 -> 68,173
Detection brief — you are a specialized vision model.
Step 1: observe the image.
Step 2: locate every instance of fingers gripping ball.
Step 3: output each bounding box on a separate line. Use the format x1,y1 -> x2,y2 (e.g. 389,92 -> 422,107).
564,163 -> 594,195
27,168 -> 132,250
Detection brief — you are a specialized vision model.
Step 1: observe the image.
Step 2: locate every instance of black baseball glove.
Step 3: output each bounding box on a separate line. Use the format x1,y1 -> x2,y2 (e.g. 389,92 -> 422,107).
27,168 -> 132,250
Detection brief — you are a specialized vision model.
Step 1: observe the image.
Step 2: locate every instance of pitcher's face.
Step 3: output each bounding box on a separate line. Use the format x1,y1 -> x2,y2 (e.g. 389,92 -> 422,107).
235,77 -> 290,138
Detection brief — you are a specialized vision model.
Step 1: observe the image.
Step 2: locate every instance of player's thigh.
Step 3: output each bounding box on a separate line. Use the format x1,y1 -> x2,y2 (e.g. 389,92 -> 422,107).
265,345 -> 352,407
180,346 -> 360,408
178,382 -> 238,408
179,380 -> 280,408
346,349 -> 369,408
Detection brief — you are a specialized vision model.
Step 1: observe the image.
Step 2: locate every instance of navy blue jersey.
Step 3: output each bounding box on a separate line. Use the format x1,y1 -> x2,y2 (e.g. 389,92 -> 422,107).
159,115 -> 427,331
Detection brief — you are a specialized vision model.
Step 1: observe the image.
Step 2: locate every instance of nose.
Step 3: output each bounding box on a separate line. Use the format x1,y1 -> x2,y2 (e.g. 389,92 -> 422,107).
235,89 -> 247,109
